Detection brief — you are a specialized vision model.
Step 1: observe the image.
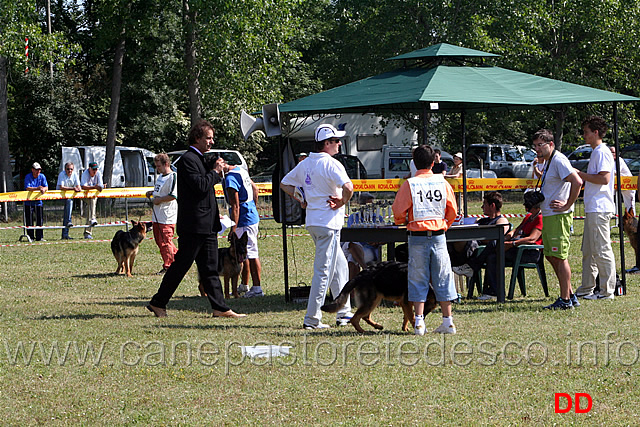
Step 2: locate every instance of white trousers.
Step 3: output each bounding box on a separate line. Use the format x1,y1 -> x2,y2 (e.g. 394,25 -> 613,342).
305,226 -> 351,326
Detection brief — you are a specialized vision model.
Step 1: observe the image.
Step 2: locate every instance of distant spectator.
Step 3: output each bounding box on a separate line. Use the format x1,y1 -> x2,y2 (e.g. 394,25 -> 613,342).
610,146 -> 635,214
445,153 -> 463,179
57,162 -> 81,240
298,152 -> 308,162
80,162 -> 103,239
431,149 -> 448,174
532,153 -> 545,179
24,162 -> 48,242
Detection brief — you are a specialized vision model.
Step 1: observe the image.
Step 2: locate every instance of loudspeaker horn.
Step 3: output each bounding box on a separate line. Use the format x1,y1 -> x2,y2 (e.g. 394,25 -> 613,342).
240,110 -> 265,140
262,103 -> 282,137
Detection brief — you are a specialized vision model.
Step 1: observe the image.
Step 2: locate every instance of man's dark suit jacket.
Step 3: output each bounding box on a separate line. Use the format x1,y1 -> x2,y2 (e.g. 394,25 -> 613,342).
176,147 -> 222,235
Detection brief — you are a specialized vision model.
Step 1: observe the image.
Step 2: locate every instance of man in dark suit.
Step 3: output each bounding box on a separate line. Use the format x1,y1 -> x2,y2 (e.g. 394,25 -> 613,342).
147,120 -> 246,319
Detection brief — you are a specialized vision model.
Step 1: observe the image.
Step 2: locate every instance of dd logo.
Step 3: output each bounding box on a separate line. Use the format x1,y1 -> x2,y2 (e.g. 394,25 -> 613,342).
554,393 -> 593,413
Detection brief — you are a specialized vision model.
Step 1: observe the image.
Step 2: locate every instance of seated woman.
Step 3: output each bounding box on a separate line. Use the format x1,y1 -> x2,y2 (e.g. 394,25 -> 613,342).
481,191 -> 543,299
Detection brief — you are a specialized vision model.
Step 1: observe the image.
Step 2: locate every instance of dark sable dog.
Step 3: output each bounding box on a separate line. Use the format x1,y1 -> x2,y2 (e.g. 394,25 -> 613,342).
322,261 -> 437,333
199,232 -> 249,298
623,208 -> 638,256
111,220 -> 152,277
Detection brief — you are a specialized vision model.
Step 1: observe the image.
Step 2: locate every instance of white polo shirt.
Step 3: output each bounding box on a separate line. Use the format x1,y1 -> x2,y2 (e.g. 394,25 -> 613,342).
281,152 -> 351,230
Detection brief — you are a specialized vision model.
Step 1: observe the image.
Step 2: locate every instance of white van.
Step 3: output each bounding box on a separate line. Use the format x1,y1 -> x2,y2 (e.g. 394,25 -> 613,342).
60,146 -> 156,187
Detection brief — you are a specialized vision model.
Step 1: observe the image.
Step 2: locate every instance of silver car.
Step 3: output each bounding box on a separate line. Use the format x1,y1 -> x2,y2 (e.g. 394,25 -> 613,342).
466,144 -> 536,178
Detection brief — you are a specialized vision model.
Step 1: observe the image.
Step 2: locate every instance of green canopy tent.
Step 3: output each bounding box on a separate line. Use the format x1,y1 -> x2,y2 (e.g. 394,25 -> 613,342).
276,43 -> 639,298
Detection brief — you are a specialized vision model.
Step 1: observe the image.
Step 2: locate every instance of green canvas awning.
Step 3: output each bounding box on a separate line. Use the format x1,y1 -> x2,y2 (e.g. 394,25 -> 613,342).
280,65 -> 639,115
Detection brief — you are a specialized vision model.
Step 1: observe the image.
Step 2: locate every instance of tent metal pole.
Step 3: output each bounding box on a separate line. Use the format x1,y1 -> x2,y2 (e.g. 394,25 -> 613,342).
461,111 -> 468,216
278,135 -> 291,302
613,103 -> 626,294
422,105 -> 428,144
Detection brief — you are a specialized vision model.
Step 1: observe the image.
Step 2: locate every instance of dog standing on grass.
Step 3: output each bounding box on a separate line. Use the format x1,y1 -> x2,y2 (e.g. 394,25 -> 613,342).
322,261 -> 437,333
198,232 -> 248,298
111,221 -> 152,277
623,208 -> 638,258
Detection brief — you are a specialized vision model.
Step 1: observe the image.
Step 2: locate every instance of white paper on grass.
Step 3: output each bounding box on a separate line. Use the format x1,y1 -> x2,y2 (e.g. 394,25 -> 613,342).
241,345 -> 292,358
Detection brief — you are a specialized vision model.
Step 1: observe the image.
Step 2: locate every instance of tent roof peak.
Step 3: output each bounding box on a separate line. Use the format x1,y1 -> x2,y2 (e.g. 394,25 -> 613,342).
386,43 -> 501,61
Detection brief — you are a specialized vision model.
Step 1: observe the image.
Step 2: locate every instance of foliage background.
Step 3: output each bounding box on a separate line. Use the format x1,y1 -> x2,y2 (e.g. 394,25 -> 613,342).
2,0 -> 640,180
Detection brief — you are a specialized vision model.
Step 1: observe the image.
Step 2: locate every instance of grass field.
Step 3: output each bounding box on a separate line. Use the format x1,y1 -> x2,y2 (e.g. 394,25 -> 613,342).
1,200 -> 639,425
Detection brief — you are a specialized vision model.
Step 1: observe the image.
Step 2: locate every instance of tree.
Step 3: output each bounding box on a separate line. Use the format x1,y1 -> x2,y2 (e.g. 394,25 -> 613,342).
0,0 -> 77,208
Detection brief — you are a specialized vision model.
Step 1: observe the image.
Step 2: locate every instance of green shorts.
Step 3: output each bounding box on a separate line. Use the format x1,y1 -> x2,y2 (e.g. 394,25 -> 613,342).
541,213 -> 572,260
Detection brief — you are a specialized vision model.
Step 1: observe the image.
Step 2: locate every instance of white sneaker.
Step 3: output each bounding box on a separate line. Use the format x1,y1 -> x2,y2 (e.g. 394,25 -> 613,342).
237,284 -> 249,293
582,292 -> 600,300
336,314 -> 353,326
243,287 -> 264,298
597,294 -> 615,300
452,264 -> 474,278
414,320 -> 426,336
303,322 -> 330,330
478,294 -> 497,301
433,323 -> 457,334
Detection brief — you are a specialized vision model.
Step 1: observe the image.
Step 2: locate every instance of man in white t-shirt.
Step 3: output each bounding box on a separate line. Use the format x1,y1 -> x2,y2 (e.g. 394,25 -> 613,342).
280,124 -> 354,329
57,162 -> 82,239
146,153 -> 178,275
534,130 -> 583,310
81,162 -> 104,239
575,116 -> 617,300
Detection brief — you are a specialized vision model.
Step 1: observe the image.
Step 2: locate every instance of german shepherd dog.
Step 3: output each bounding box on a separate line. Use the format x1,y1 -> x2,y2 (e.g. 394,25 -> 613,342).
623,208 -> 638,257
322,261 -> 437,333
111,220 -> 152,277
198,232 -> 249,298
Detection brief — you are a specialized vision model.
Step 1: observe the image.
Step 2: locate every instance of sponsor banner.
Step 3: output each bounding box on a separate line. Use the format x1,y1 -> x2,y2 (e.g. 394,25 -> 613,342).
0,187 -> 153,203
1,176 -> 636,201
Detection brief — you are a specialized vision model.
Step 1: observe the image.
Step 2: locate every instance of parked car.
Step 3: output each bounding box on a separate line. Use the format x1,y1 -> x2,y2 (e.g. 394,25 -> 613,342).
333,154 -> 368,180
465,144 -> 536,178
168,149 -> 248,173
566,144 -> 593,170
620,144 -> 640,161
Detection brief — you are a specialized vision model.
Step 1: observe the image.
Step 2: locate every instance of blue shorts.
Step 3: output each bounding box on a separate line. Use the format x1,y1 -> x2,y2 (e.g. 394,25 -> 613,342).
407,234 -> 457,303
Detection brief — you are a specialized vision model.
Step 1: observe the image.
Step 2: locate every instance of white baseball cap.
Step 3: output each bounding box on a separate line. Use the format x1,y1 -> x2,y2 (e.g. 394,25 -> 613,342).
32,162 -> 42,170
315,124 -> 346,142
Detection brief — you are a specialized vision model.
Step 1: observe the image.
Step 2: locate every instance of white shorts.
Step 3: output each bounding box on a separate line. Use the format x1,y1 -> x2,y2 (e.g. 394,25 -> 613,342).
235,223 -> 259,259
341,242 -> 379,266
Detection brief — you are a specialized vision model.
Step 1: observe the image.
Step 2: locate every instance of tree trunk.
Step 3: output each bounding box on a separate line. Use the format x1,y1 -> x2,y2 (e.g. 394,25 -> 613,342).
104,31 -> 126,187
0,56 -> 17,212
554,108 -> 567,152
183,0 -> 201,126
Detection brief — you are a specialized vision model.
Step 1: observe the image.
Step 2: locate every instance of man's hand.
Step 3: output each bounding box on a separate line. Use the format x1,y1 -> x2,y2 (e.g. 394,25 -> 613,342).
550,199 -> 570,212
204,155 -> 219,172
327,196 -> 346,210
212,158 -> 226,175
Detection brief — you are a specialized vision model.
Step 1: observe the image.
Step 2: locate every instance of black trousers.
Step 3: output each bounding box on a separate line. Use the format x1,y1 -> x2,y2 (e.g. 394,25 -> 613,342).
150,232 -> 229,312
24,204 -> 44,241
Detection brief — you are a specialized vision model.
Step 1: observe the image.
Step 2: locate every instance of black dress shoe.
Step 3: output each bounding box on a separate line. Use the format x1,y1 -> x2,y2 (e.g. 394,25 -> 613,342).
146,304 -> 167,318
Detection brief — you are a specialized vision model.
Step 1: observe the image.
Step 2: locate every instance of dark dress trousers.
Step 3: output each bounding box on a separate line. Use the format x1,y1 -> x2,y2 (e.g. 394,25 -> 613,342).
150,146 -> 230,312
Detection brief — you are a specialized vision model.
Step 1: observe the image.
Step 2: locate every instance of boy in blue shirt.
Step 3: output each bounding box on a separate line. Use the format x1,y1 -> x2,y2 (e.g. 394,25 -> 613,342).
224,164 -> 263,297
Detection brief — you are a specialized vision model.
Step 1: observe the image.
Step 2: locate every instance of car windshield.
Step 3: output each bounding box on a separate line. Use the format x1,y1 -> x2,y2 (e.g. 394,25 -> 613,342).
504,147 -> 521,162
